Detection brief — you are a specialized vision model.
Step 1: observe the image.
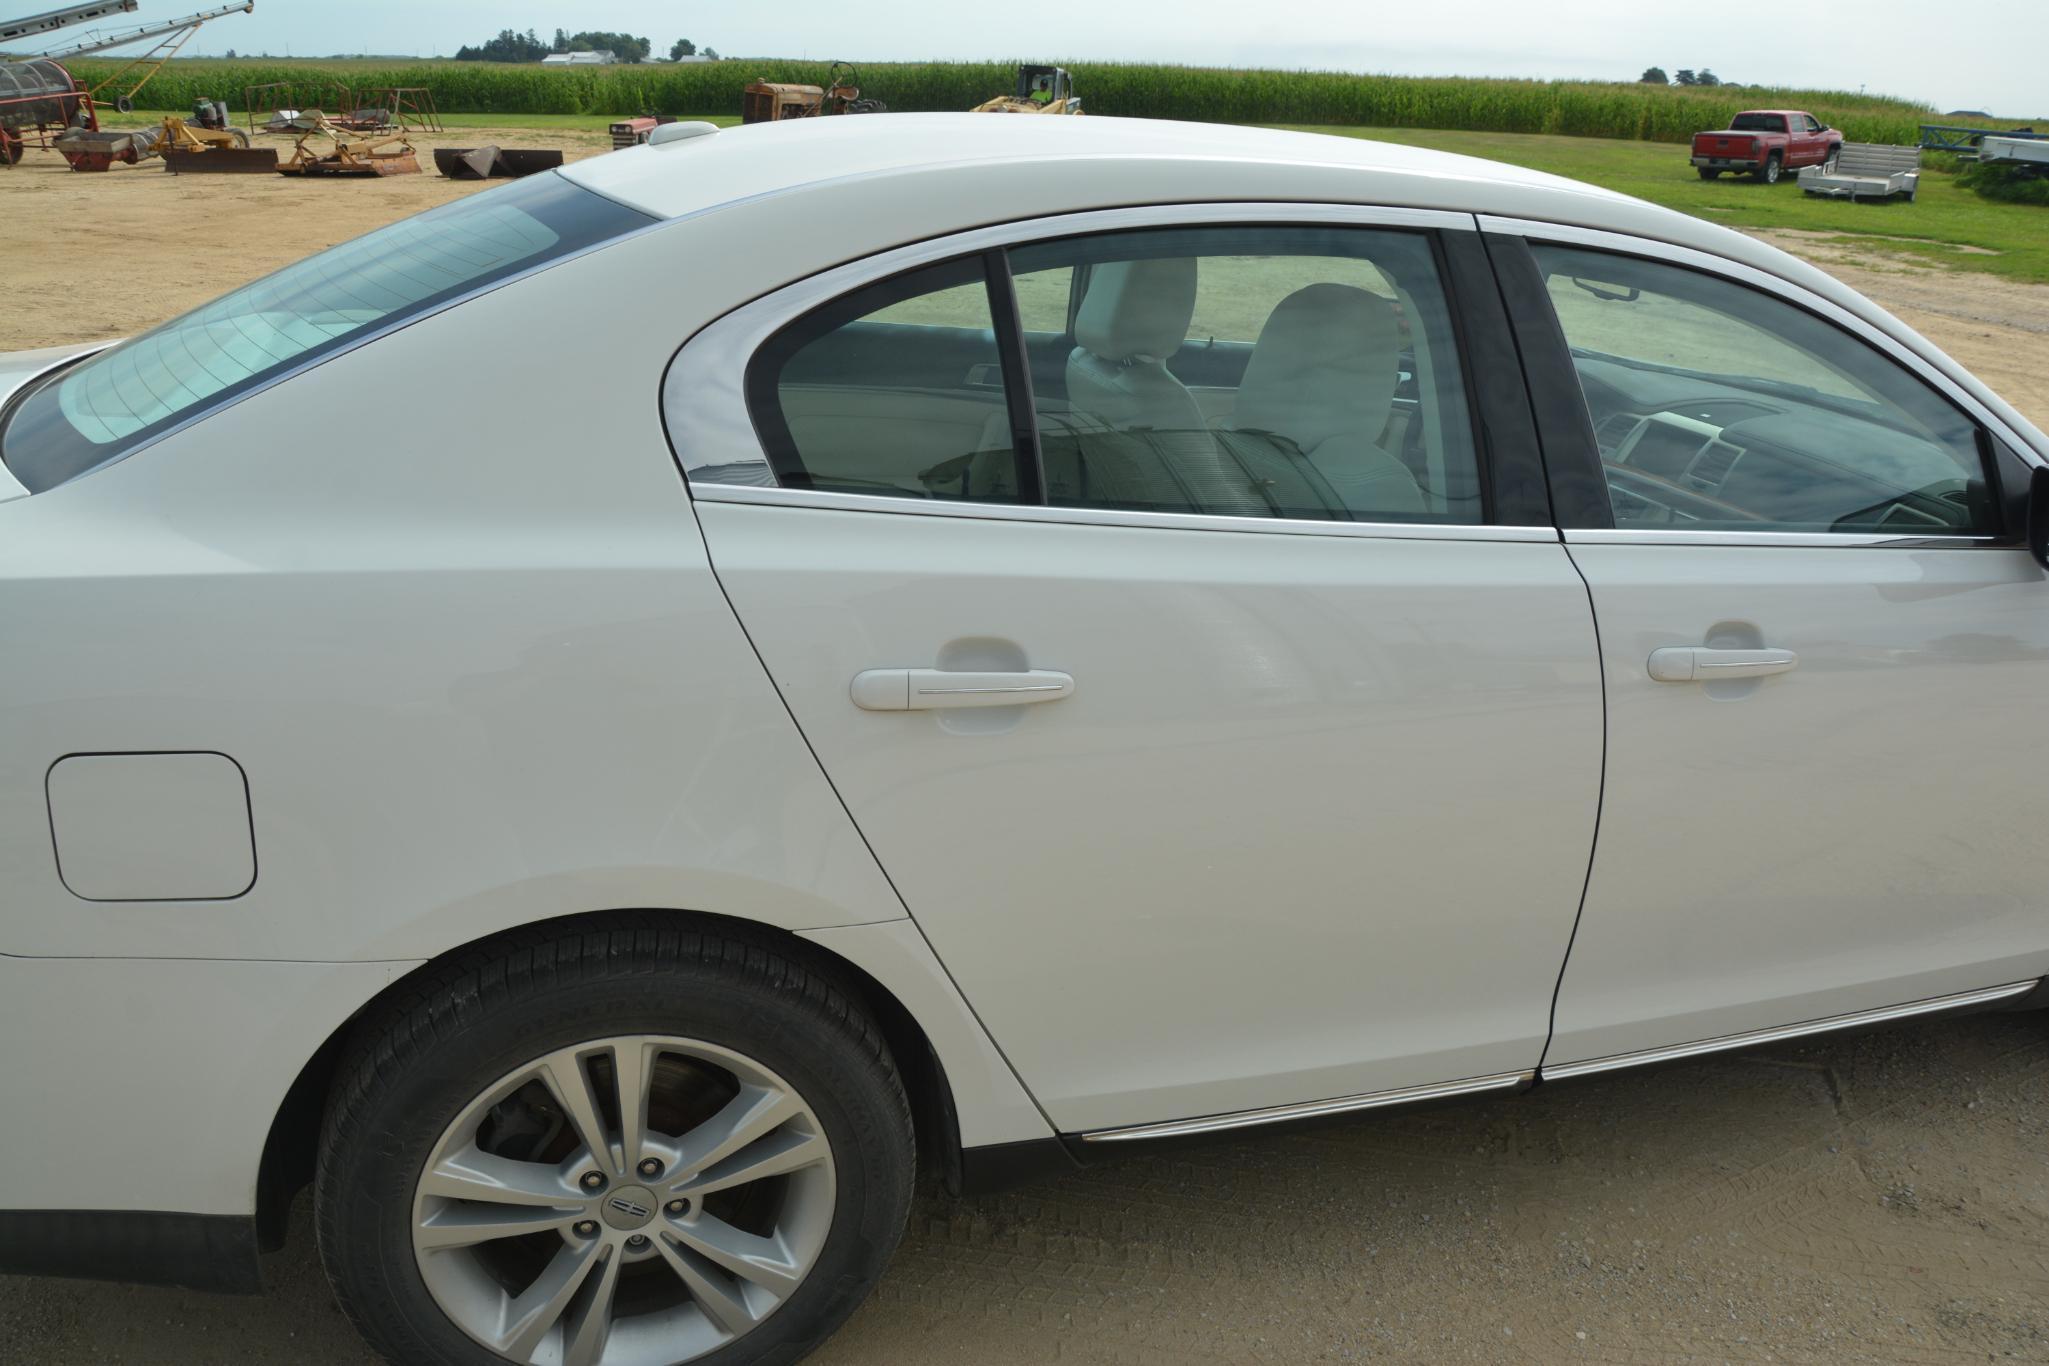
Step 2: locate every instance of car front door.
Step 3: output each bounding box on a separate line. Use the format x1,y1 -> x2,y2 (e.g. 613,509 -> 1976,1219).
1486,223 -> 2049,1073
670,207 -> 1606,1136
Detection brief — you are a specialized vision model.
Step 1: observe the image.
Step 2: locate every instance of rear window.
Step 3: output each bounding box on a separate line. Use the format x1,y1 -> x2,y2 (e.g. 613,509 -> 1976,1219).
1,173 -> 652,493
1729,113 -> 1788,133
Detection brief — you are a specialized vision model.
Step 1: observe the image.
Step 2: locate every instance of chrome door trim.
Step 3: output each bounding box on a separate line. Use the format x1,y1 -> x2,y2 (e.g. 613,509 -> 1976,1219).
1475,214 -> 2044,468
690,483 -> 1560,544
1540,979 -> 2039,1081
662,201 -> 1488,524
1565,528 -> 2004,550
1077,1069 -> 1534,1144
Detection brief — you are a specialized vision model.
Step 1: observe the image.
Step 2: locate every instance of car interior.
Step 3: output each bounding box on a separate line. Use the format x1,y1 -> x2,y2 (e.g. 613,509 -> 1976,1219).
753,227 -> 1483,524
1533,245 -> 1996,535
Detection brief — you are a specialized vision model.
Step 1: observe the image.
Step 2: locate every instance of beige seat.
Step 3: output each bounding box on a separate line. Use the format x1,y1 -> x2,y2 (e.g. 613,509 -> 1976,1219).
1059,259 -> 1268,515
1228,283 -> 1424,518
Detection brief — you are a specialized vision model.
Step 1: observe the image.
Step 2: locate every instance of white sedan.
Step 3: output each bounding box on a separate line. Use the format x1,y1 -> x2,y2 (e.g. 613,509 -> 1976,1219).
2,114 -> 2045,1366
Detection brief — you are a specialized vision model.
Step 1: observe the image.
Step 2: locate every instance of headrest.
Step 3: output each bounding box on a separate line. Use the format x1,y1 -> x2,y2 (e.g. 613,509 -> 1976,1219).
1073,258 -> 1197,365
1234,284 -> 1401,453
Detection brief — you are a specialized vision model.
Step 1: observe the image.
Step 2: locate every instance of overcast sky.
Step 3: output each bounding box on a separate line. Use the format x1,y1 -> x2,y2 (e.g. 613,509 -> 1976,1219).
84,0 -> 2049,117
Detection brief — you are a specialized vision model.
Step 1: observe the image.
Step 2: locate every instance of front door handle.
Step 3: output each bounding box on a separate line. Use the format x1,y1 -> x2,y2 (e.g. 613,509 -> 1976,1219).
1647,647 -> 1799,683
851,668 -> 1075,711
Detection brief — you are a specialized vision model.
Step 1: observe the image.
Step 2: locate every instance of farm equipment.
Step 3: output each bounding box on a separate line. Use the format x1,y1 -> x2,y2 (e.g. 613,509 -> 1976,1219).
25,2 -> 254,114
1978,134 -> 2049,174
609,112 -> 675,147
740,62 -> 886,124
354,86 -> 442,134
1798,143 -> 1922,201
0,55 -> 90,164
51,119 -> 152,169
274,113 -> 418,177
972,65 -> 1081,115
2,1 -> 255,164
433,145 -> 563,179
157,99 -> 275,171
47,98 -> 274,171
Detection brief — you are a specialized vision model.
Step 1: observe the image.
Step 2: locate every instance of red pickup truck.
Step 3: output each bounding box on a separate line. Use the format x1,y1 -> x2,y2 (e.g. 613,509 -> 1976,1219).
1691,110 -> 1843,183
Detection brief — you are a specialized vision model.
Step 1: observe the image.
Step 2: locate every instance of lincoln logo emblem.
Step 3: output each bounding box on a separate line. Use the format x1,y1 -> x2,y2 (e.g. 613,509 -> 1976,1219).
608,1195 -> 651,1219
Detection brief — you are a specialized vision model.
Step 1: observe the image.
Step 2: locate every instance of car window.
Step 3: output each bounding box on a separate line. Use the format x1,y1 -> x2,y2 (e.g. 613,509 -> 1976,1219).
1730,113 -> 1787,133
1534,245 -> 1993,535
745,256 -> 1026,502
1805,116 -> 1823,133
1004,225 -> 1481,523
0,174 -> 653,494
1010,264 -> 1076,334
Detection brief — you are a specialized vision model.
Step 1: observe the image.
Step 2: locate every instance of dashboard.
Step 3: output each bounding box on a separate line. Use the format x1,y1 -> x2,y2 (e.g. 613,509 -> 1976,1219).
1571,353 -> 1984,533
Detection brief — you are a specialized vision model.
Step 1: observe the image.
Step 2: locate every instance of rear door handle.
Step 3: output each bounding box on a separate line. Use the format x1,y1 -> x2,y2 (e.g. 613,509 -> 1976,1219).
1647,647 -> 1798,683
851,669 -> 1075,711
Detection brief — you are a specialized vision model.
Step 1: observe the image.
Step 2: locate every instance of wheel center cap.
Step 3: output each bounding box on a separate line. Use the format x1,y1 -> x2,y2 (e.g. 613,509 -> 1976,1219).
598,1184 -> 658,1231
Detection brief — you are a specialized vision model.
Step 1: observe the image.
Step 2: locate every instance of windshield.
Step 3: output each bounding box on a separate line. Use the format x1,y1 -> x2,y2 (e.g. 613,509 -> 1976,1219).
1729,113 -> 1787,132
1,173 -> 653,493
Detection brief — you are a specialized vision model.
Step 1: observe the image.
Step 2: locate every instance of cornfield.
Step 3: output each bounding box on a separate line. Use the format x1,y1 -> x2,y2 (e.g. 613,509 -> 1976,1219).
68,58 -> 1959,145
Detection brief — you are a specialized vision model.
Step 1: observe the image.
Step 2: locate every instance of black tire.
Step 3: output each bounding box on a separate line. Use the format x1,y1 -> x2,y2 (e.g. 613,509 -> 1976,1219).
1823,141 -> 1842,172
1697,166 -> 1721,180
1757,151 -> 1783,184
315,917 -> 915,1366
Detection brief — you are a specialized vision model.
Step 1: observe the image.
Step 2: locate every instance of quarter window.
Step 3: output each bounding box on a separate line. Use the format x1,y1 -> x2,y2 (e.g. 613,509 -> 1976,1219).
1534,245 -> 1994,535
745,257 -> 1025,502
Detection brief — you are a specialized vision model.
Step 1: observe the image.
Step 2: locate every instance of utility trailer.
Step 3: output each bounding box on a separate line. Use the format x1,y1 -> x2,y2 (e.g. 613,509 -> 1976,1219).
1978,135 -> 2049,170
1798,142 -> 1922,202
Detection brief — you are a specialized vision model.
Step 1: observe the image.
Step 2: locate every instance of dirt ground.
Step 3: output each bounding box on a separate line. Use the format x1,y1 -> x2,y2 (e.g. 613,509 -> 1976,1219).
3,130 -> 2048,1365
3,1015 -> 2045,1364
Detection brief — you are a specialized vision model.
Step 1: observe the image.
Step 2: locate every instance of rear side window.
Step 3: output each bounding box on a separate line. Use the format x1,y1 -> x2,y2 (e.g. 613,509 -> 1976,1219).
1,174 -> 652,493
733,224 -> 1483,524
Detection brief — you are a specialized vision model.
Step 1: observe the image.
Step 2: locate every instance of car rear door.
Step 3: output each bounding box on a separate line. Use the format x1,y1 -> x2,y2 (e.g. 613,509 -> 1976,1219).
1485,221 -> 2049,1074
670,206 -> 1605,1137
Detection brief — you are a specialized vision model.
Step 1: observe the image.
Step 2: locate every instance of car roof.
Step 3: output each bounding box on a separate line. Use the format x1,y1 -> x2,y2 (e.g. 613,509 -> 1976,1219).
556,113 -> 2049,454
563,114 -> 1803,279
566,112 -> 1623,221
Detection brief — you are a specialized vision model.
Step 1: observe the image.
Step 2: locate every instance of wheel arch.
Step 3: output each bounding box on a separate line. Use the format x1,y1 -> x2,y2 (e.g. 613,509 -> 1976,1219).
254,906 -> 968,1252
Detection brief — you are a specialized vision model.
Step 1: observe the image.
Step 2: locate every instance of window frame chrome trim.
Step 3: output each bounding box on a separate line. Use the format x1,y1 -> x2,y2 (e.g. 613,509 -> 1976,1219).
687,482 -> 1561,544
1539,979 -> 2039,1081
1077,1069 -> 1534,1144
1476,214 -> 2043,548
662,201 -> 1497,534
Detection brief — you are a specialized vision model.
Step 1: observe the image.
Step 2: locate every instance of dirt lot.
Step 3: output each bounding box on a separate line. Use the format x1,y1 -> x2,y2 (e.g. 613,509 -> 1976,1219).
2,130 -> 2047,1364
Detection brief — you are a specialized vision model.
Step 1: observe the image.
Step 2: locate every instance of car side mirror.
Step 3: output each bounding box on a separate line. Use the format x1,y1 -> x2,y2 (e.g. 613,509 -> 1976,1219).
2029,465 -> 2049,571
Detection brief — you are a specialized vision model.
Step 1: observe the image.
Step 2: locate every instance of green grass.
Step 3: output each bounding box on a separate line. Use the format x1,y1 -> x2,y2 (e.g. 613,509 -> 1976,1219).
72,57 -> 1986,144
1288,126 -> 2049,285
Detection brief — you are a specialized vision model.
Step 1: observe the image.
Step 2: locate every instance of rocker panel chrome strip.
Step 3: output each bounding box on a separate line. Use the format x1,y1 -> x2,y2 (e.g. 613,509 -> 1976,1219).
1078,1069 -> 1533,1144
1540,979 -> 2040,1081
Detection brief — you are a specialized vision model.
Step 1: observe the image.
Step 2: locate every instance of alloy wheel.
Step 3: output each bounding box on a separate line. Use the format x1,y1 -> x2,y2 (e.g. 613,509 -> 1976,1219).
410,1035 -> 837,1365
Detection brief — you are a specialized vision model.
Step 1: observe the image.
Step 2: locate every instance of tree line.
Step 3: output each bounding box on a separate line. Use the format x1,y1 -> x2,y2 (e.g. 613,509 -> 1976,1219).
452,28 -> 718,63
1641,67 -> 1728,87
